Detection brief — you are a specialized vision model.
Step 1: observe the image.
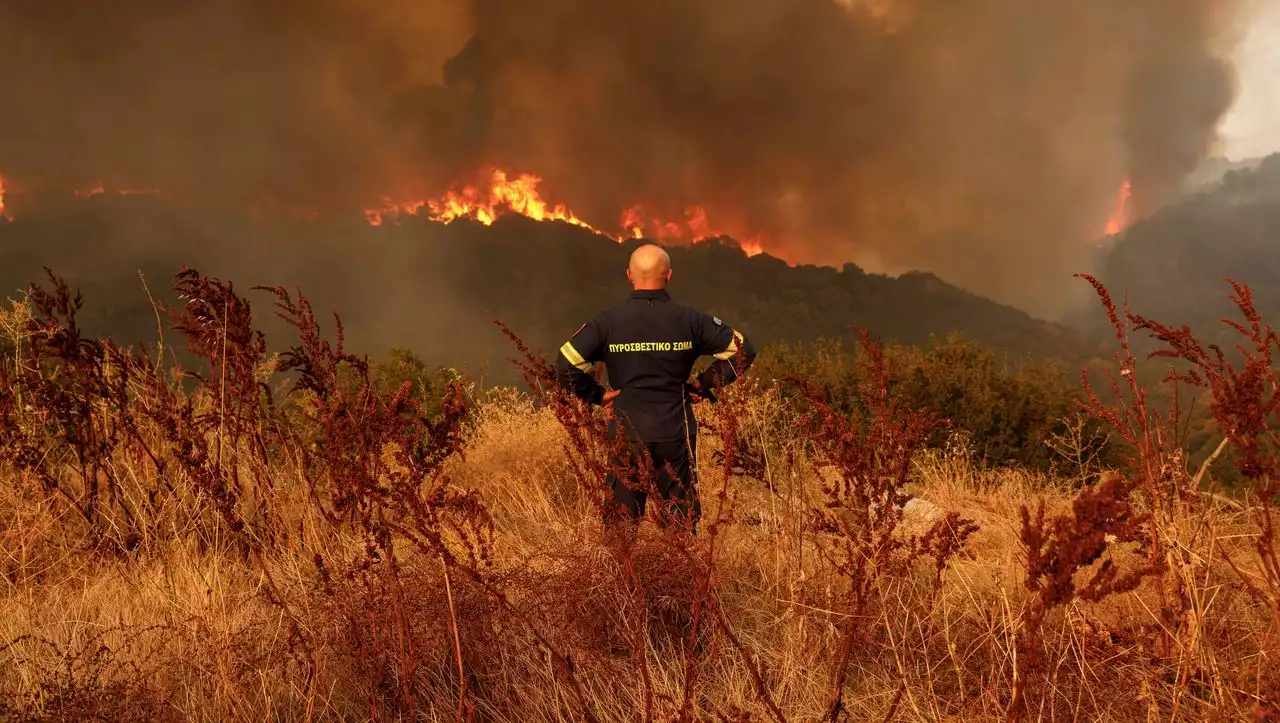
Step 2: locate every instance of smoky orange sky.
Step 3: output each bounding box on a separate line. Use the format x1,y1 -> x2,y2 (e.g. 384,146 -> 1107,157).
0,0 -> 1249,318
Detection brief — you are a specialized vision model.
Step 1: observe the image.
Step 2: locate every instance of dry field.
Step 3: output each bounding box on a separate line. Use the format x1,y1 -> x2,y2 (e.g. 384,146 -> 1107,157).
0,271 -> 1277,721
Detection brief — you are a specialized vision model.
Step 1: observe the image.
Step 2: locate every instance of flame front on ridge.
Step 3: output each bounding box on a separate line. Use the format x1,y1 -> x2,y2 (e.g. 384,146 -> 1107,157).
620,204 -> 764,257
0,165 -> 1134,262
364,168 -> 766,257
364,169 -> 601,234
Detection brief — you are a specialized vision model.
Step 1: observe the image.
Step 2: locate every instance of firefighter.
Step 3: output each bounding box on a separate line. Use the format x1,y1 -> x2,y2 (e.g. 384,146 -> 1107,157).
554,243 -> 756,535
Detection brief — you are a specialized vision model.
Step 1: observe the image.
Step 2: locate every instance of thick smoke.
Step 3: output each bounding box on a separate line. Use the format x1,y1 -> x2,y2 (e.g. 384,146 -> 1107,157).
0,1 -> 474,208
0,0 -> 1245,317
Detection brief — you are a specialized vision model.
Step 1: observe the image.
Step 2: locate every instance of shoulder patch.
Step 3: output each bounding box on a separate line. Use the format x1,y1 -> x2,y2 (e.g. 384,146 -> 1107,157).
712,316 -> 722,326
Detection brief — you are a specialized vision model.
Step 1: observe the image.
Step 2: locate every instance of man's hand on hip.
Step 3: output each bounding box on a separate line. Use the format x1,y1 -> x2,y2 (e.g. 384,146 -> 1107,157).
686,382 -> 716,404
602,389 -> 621,410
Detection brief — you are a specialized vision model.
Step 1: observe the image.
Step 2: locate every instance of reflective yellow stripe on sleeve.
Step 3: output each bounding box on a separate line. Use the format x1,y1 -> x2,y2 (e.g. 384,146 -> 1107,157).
559,341 -> 593,373
713,330 -> 744,361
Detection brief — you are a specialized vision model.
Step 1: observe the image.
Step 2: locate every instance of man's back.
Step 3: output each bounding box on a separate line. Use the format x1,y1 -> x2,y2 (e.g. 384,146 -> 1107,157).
554,243 -> 755,532
561,288 -> 750,442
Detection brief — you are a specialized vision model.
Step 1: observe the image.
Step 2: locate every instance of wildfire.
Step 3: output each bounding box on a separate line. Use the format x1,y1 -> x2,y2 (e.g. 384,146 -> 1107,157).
75,180 -> 162,198
365,168 -> 766,257
5,166 -> 767,256
620,204 -> 764,257
1103,177 -> 1132,236
75,181 -> 105,198
365,169 -> 602,235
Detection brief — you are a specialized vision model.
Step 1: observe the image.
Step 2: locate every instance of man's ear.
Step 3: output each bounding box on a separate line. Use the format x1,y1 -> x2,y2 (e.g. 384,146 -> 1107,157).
626,268 -> 634,284
666,269 -> 673,283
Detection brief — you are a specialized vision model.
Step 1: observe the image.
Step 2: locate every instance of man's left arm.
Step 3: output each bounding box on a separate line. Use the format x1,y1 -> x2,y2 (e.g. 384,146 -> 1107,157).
555,318 -> 609,405
692,313 -> 756,395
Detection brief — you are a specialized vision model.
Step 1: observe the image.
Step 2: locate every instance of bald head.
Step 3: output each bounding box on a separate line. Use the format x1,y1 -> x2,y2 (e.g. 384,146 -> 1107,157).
627,244 -> 672,290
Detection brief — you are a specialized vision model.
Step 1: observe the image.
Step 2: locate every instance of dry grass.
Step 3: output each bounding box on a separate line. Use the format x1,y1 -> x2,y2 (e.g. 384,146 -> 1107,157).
2,393 -> 1275,721
0,269 -> 1277,721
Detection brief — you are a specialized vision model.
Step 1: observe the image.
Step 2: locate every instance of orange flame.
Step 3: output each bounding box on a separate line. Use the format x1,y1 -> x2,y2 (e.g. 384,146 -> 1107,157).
1103,177 -> 1132,236
621,204 -> 765,257
75,181 -> 106,198
0,175 -> 9,221
75,180 -> 161,198
365,169 -> 602,235
364,168 -> 767,257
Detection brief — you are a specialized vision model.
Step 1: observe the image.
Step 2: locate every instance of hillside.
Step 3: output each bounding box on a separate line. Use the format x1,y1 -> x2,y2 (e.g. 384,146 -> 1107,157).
0,195 -> 1100,382
1180,154 -> 1266,194
1087,152 -> 1280,347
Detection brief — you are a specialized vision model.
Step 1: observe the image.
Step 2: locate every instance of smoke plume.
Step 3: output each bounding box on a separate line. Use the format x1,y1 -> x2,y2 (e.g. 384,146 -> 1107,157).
0,0 -> 1246,317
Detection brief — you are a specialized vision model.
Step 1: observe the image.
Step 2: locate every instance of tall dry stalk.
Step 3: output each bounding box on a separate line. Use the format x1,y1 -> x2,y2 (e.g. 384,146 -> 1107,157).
786,329 -> 980,721
1079,274 -> 1280,717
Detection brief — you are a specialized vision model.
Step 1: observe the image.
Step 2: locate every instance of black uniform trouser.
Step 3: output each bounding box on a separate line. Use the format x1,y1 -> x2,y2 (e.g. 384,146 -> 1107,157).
604,422 -> 700,534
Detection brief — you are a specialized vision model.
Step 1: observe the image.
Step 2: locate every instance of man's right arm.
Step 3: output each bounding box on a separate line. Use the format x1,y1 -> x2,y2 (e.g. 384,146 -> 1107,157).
555,317 -> 608,405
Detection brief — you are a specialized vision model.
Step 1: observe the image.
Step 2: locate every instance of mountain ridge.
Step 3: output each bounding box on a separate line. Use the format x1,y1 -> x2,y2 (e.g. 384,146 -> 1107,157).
0,196 -> 1103,382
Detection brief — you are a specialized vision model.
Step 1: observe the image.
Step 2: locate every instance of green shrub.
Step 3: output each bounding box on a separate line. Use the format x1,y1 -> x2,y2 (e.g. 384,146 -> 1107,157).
753,333 -> 1113,473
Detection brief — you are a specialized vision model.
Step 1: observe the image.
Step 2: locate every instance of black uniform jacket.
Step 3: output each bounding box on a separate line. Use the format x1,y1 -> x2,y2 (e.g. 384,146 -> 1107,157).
554,289 -> 756,443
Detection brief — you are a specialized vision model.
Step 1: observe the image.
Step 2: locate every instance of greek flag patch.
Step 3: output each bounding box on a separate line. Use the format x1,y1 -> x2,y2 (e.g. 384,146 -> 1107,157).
713,316 -> 722,326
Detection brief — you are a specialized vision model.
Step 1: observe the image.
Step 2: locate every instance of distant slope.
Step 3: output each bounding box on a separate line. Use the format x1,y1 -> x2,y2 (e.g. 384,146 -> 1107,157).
0,196 -> 1100,382
1087,153 -> 1280,347
1181,155 -> 1266,194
